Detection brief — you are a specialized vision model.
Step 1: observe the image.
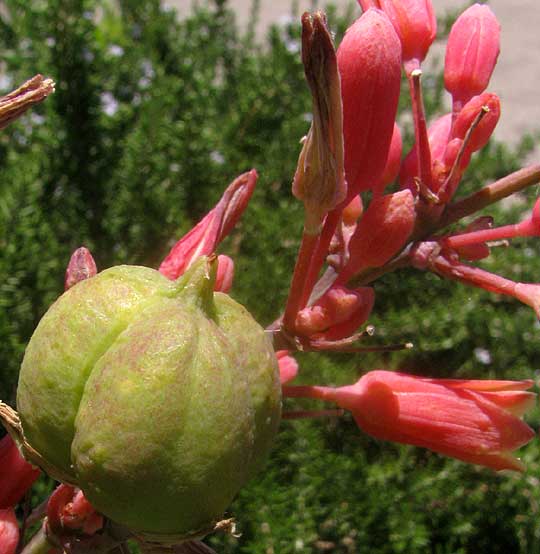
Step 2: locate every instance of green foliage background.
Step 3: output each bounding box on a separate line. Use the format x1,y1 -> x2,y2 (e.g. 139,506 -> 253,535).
1,1 -> 540,552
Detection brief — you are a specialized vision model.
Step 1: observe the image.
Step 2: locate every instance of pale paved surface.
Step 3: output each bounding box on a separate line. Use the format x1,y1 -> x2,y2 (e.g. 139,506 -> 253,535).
164,0 -> 540,147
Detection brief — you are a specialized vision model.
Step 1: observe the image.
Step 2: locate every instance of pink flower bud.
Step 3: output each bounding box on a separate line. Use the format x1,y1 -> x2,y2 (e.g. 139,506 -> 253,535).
337,9 -> 402,198
377,0 -> 436,67
0,435 -> 40,509
451,92 -> 501,154
214,254 -> 234,293
65,247 -> 97,290
0,508 -> 18,554
276,350 -> 299,384
444,4 -> 500,107
295,285 -> 374,340
373,122 -> 402,196
284,372 -> 536,471
339,190 -> 416,281
159,170 -> 257,280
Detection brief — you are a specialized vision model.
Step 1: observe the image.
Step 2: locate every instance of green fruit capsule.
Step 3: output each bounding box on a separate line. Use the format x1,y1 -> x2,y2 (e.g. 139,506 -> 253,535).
17,258 -> 281,539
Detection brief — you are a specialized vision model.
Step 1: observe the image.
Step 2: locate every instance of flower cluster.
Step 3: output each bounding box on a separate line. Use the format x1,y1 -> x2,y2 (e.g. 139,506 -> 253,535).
273,1 -> 538,475
1,1 -> 540,552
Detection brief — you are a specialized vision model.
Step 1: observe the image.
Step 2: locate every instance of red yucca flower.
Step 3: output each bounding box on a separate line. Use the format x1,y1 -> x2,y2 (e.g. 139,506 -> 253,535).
284,372 -> 535,471
444,3 -> 500,109
337,8 -> 402,198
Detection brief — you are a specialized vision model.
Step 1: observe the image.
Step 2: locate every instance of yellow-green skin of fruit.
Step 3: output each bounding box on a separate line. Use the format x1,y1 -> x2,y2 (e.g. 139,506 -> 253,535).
17,259 -> 281,537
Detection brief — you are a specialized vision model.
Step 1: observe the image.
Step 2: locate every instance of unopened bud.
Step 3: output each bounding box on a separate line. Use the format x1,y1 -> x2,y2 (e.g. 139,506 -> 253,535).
444,4 -> 500,107
378,0 -> 436,69
339,190 -> 416,280
337,9 -> 402,198
451,92 -> 500,154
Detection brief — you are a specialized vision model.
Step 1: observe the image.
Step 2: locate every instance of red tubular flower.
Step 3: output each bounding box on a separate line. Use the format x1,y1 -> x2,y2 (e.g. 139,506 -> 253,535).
377,0 -> 436,70
451,92 -> 501,155
159,170 -> 257,280
284,371 -> 535,471
0,508 -> 18,554
444,4 -> 500,110
0,435 -> 40,509
337,9 -> 402,198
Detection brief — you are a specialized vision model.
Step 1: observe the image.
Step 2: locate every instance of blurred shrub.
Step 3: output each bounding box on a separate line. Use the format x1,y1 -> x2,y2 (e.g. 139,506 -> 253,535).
1,1 -> 539,552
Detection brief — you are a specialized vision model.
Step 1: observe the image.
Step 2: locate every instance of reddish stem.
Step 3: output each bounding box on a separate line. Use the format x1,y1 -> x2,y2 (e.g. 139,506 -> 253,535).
282,409 -> 344,420
302,208 -> 342,305
445,219 -> 537,249
429,255 -> 518,296
283,207 -> 343,331
282,385 -> 334,400
282,231 -> 321,331
440,165 -> 540,228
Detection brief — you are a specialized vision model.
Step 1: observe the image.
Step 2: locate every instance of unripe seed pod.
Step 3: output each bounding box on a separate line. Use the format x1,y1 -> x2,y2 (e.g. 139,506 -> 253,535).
17,258 -> 281,540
